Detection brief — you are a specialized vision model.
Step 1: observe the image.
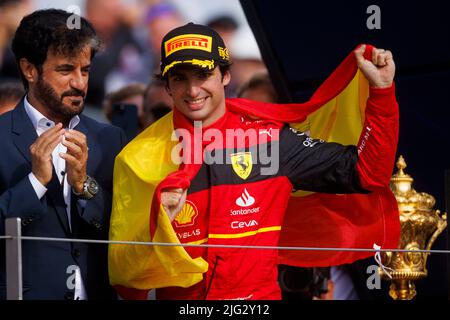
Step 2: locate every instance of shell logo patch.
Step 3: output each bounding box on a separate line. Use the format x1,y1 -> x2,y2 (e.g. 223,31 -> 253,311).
174,200 -> 199,228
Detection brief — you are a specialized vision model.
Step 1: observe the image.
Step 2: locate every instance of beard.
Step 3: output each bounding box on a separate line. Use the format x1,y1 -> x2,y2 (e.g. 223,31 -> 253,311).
34,75 -> 86,121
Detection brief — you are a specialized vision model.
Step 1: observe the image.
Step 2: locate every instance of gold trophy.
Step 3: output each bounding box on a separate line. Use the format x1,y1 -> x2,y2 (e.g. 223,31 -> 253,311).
379,156 -> 447,300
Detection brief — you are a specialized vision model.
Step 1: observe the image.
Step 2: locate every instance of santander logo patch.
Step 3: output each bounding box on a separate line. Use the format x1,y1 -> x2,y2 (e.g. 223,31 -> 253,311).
235,188 -> 255,207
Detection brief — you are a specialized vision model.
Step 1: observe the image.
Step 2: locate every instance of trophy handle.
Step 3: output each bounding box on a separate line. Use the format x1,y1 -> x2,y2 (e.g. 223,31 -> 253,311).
425,211 -> 447,252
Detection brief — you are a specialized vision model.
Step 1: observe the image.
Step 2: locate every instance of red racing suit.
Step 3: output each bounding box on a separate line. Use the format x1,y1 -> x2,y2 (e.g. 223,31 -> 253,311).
156,85 -> 398,300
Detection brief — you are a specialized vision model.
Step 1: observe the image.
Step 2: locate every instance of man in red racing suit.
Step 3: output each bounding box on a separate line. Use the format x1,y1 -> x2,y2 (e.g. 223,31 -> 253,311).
152,23 -> 398,300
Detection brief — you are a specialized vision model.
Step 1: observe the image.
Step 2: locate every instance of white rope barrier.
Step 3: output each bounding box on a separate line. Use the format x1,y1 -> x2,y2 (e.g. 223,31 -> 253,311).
1,235 -> 447,254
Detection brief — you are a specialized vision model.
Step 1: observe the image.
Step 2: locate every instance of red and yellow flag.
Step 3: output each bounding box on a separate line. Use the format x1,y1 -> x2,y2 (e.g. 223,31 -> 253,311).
108,45 -> 400,297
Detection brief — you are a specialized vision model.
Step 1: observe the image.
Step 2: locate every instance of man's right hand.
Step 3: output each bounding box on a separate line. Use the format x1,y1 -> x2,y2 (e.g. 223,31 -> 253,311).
161,188 -> 187,222
29,123 -> 65,186
354,44 -> 395,88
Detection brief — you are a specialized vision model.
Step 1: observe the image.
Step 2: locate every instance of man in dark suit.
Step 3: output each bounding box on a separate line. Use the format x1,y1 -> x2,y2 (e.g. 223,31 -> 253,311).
0,9 -> 126,299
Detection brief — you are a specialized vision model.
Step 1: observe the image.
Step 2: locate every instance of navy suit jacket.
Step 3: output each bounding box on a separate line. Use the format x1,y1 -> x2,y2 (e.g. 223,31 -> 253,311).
0,101 -> 126,299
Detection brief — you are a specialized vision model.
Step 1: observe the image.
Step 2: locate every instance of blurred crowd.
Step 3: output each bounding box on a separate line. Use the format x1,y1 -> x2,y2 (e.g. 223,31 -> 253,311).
1,0 -> 268,128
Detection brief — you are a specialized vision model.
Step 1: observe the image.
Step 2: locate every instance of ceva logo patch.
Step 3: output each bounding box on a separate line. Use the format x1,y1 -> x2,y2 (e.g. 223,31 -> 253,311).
231,220 -> 258,229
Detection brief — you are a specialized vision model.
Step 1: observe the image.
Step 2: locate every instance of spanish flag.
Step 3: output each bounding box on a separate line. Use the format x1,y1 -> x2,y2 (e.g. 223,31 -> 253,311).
108,45 -> 400,297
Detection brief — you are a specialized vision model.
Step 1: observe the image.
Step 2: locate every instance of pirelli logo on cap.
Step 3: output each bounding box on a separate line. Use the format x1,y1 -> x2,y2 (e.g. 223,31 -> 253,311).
164,34 -> 212,57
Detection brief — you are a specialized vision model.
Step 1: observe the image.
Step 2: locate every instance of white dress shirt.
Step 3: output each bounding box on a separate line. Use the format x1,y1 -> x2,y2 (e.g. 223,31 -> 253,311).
24,96 -> 87,300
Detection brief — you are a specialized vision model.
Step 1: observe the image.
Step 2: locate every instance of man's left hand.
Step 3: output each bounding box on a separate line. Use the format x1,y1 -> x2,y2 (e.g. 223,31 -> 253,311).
354,44 -> 395,88
60,129 -> 88,193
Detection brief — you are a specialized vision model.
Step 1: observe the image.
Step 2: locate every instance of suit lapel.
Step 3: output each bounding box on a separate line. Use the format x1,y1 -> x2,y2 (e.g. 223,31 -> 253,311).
12,101 -> 37,164
46,168 -> 72,235
70,195 -> 82,238
11,101 -> 72,235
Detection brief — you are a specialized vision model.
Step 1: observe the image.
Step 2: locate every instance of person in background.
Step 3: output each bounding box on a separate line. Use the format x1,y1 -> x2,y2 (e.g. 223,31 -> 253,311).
143,78 -> 173,126
84,0 -> 152,107
237,72 -> 280,103
228,26 -> 268,97
144,1 -> 184,57
0,0 -> 33,83
102,79 -> 174,141
206,14 -> 239,49
0,81 -> 25,114
102,83 -> 149,139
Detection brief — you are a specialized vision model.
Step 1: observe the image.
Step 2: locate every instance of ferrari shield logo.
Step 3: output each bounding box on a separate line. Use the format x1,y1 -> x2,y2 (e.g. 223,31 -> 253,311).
231,152 -> 253,180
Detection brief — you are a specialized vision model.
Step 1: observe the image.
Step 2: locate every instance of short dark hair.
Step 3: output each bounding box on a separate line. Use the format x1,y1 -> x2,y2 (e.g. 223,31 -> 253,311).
11,9 -> 100,90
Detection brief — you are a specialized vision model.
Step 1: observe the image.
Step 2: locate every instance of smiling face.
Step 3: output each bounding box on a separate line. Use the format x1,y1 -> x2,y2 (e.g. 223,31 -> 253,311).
166,65 -> 231,127
25,45 -> 91,124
